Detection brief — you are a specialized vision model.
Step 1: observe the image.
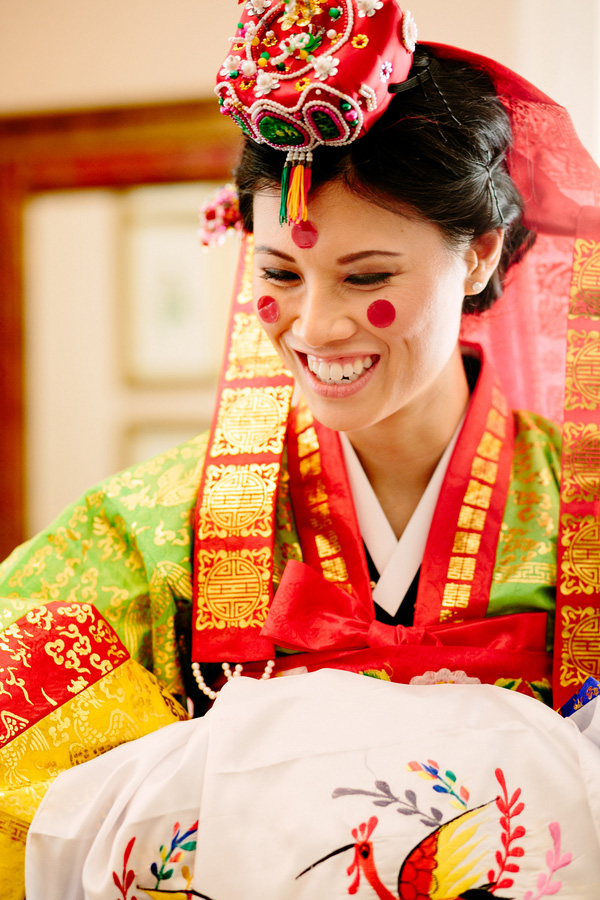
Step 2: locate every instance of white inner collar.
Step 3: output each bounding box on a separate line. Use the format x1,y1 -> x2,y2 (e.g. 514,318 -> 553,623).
340,414 -> 465,617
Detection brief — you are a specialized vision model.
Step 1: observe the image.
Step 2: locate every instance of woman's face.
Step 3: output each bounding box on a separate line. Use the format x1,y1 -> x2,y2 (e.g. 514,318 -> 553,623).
252,182 -> 477,435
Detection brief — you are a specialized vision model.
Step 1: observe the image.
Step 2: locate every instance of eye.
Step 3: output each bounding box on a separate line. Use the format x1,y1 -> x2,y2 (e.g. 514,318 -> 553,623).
260,267 -> 300,284
345,272 -> 393,286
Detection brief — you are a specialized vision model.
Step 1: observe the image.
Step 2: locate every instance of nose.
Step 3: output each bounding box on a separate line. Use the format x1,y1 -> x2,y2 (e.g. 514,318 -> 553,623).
291,283 -> 356,347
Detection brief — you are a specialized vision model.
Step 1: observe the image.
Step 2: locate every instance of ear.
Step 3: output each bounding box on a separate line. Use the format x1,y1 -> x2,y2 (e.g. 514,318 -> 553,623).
463,229 -> 504,296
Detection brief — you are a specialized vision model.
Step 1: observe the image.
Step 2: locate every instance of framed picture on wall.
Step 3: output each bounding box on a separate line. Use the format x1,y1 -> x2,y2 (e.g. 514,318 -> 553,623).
120,420 -> 212,470
119,183 -> 239,387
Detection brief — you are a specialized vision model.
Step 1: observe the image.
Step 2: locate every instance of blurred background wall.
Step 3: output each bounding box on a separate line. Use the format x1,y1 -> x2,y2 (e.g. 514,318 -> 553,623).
1,0 -> 597,148
1,0 -> 599,545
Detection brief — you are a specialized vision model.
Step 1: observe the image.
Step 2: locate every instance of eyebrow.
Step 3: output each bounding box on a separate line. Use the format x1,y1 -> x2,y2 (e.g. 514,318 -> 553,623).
254,246 -> 403,264
337,250 -> 403,264
254,246 -> 296,262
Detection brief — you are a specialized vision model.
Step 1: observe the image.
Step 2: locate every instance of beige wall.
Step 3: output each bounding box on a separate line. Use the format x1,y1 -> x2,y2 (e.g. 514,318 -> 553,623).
1,1 -> 598,156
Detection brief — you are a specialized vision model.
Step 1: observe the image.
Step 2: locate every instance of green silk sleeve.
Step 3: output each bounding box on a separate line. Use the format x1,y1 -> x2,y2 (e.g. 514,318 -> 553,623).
0,432 -> 210,701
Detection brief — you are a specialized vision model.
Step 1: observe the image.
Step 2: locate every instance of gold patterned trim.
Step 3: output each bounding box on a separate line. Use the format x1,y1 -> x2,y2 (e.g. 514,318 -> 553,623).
225,312 -> 289,381
195,548 -> 272,631
493,561 -> 556,585
565,329 -> 600,410
210,386 -> 294,457
452,532 -> 481,554
439,383 -> 506,620
441,584 -> 471,611
568,237 -> 600,320
560,605 -> 600,686
559,513 -> 600,594
198,463 -> 279,539
561,422 -> 600,502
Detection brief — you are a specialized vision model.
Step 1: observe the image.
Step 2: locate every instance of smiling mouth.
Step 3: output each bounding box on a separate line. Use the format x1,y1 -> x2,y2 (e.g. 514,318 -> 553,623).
305,354 -> 376,385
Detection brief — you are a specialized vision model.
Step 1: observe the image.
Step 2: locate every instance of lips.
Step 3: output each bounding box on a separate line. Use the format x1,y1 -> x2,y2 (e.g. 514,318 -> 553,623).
306,354 -> 375,385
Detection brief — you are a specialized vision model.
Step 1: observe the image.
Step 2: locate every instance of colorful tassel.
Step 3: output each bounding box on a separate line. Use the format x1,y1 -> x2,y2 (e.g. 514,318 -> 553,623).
280,149 -> 313,226
279,151 -> 293,226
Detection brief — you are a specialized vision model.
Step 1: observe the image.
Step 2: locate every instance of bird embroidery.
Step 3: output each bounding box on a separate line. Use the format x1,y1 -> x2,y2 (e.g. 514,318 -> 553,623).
297,806 -> 514,899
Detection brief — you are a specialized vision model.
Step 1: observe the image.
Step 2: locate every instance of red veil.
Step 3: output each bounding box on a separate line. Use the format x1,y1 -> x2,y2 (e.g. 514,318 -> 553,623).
430,43 -> 600,422
430,45 -> 600,705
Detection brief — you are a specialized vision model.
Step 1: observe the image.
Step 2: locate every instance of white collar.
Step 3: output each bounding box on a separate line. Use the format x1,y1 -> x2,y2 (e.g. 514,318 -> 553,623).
340,414 -> 465,617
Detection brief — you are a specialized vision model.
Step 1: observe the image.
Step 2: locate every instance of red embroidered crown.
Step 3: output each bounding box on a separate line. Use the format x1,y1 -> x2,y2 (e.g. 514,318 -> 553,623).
215,0 -> 417,223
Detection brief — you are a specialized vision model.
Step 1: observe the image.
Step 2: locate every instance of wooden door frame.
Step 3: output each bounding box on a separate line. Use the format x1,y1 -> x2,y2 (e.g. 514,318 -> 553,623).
0,100 -> 239,558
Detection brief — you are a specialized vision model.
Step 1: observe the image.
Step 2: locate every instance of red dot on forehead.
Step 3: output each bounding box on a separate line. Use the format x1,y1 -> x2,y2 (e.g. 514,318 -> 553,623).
367,299 -> 396,328
291,220 -> 319,249
257,295 -> 280,324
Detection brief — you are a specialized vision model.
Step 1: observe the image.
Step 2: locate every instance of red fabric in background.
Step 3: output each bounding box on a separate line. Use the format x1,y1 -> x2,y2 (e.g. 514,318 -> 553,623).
422,43 -> 600,423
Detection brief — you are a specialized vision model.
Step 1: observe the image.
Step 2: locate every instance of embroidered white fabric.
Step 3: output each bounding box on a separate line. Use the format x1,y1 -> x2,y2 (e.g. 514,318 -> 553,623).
26,670 -> 600,899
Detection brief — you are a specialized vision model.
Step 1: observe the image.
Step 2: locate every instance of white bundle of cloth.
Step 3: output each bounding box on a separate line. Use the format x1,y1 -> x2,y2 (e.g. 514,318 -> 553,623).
27,669 -> 600,899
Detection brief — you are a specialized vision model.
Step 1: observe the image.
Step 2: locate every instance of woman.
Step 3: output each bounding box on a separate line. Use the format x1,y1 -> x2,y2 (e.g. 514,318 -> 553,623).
2,1 -> 600,895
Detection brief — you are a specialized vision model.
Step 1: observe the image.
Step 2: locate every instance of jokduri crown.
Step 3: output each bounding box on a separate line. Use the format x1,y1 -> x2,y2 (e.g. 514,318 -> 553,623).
215,0 -> 417,223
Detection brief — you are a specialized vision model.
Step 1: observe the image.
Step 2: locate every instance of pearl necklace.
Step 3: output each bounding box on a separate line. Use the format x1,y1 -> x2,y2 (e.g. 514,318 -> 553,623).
191,659 -> 276,701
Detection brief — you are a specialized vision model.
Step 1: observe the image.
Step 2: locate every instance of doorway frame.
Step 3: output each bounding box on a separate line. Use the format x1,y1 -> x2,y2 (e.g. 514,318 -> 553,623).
0,99 -> 239,558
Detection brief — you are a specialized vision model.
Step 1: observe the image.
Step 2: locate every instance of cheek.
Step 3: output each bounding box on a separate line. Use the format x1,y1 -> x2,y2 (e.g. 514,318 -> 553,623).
367,299 -> 396,328
256,295 -> 280,325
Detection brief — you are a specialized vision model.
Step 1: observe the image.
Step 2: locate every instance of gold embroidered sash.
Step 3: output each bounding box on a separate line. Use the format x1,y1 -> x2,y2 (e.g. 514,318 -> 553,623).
554,209 -> 600,707
192,237 -> 294,662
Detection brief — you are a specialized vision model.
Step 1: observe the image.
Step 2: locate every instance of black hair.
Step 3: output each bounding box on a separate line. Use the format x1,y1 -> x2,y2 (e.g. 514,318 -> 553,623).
235,47 -> 536,314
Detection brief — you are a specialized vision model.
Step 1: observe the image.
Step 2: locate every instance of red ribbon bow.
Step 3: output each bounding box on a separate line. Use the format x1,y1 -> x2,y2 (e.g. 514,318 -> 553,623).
261,560 -> 547,654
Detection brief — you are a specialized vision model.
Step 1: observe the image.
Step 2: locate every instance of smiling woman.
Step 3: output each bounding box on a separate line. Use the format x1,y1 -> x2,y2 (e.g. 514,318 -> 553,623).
251,185 -> 501,464
2,2 -> 600,896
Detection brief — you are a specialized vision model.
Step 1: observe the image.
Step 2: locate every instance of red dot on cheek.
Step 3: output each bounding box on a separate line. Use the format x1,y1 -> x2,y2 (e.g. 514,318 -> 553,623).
257,295 -> 280,324
291,220 -> 319,249
367,299 -> 396,328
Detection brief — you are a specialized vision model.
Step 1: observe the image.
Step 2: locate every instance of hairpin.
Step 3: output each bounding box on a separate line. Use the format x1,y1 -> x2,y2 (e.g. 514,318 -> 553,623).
198,184 -> 244,249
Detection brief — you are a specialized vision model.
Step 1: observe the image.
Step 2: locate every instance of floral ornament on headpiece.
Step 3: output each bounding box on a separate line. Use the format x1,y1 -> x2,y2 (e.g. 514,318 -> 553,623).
198,184 -> 244,249
216,0 -> 416,225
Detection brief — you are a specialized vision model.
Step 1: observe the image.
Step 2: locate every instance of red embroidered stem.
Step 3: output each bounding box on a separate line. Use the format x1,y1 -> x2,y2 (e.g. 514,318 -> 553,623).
488,768 -> 526,892
112,836 -> 136,900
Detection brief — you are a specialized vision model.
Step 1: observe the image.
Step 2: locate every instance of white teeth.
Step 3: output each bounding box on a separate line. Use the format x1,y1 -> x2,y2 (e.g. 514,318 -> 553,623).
306,355 -> 376,385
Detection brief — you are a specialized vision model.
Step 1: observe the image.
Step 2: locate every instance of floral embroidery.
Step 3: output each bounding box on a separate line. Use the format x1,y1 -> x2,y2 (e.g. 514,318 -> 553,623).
356,0 -> 383,17
255,71 -> 280,96
314,765 -> 573,898
219,54 -> 242,77
410,667 -> 481,685
113,837 -> 136,900
359,667 -> 391,681
312,55 -> 339,80
333,758 -> 475,827
379,60 -> 393,82
487,768 -> 526,890
246,0 -> 271,15
149,819 -> 198,889
198,185 -> 243,250
525,822 -> 573,899
406,759 -> 470,810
